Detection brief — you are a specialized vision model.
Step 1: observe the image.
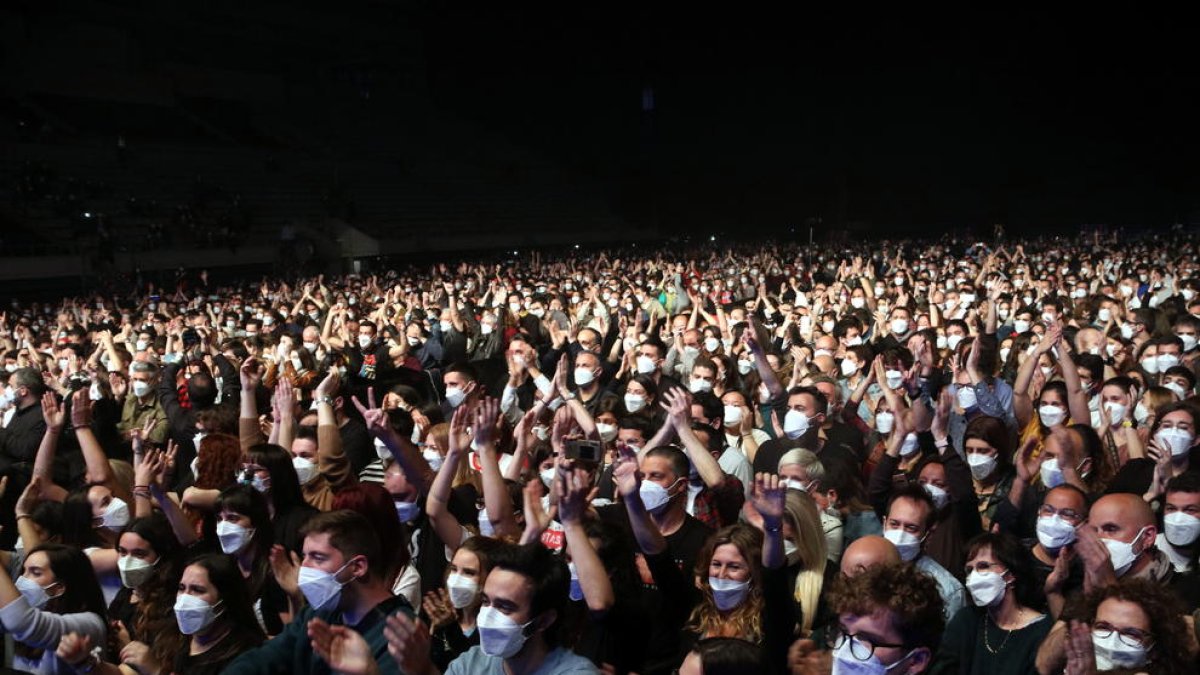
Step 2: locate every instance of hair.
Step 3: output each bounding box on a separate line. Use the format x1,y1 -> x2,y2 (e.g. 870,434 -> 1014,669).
690,637 -> 764,675
61,484 -> 109,550
443,361 -> 479,384
822,460 -> 872,514
1077,579 -> 1192,675
195,433 -> 241,490
1144,386 -> 1178,423
450,536 -> 504,615
212,484 -> 275,569
299,510 -> 384,581
688,524 -> 765,642
488,542 -> 570,647
1166,471 -> 1200,497
1067,424 -> 1115,491
244,443 -> 305,514
9,367 -> 46,397
183,554 -> 266,652
787,385 -> 828,418
129,360 -> 159,377
332,482 -> 410,580
963,415 -> 1013,475
123,514 -> 187,670
25,543 -> 107,618
964,532 -> 1039,610
690,390 -> 723,424
626,374 -> 659,403
195,406 -> 238,435
778,448 -> 826,485
784,490 -> 827,636
644,445 -> 690,483
826,562 -> 945,651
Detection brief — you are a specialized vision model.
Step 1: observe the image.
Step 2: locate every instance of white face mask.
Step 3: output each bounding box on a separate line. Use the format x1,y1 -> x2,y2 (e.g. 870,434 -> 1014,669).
1164,381 -> 1189,400
883,528 -> 924,562
1156,427 -> 1195,457
722,405 -> 743,427
946,334 -> 964,351
704,337 -> 720,353
639,478 -> 679,514
1036,514 -> 1077,550
1038,404 -> 1066,428
1039,457 -> 1066,488
292,456 -> 318,485
899,433 -> 920,457
476,605 -> 534,659
831,635 -> 915,675
394,500 -> 420,523
965,570 -> 1007,607
445,573 -> 479,609
1013,319 -> 1031,333
297,561 -> 352,612
1103,401 -> 1127,424
923,483 -> 949,510
783,410 -> 811,439
956,386 -> 978,410
840,359 -> 859,376
708,576 -> 752,611
1133,401 -> 1151,424
737,359 -> 754,375
636,355 -> 657,374
890,318 -> 909,335
1101,526 -> 1148,577
15,575 -> 60,609
539,467 -> 557,487
967,452 -> 997,481
574,367 -> 596,387
689,377 -> 713,394
1091,630 -> 1149,671
624,393 -> 646,413
175,593 -> 223,635
883,369 -> 904,390
1157,353 -> 1181,371
1164,511 -> 1200,547
422,446 -> 444,472
216,520 -> 255,554
358,335 -> 374,350
874,412 -> 895,434
118,554 -> 157,589
1180,334 -> 1199,352
102,498 -> 131,531
851,297 -> 866,309
1139,356 -> 1159,374
445,386 -> 466,408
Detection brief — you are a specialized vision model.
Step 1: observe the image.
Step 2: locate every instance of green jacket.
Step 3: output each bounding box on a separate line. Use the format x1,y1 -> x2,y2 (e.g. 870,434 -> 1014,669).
224,594 -> 413,675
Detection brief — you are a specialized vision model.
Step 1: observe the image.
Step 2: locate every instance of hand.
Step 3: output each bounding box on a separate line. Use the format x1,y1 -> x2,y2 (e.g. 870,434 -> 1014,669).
314,369 -> 341,401
240,355 -> 262,391
1074,524 -> 1116,593
472,397 -> 500,448
69,388 -> 92,429
787,638 -> 832,675
40,391 -> 65,431
56,632 -> 94,667
447,405 -> 470,456
932,388 -> 952,441
1064,620 -> 1099,675
135,448 -> 163,490
421,588 -> 456,631
1045,544 -> 1073,595
120,640 -> 155,673
750,473 -> 785,527
109,372 -> 127,398
611,443 -> 641,499
660,387 -> 691,430
1013,435 -> 1040,483
308,618 -> 379,675
384,612 -> 434,675
269,544 -> 302,598
14,475 -> 38,518
558,466 -> 595,525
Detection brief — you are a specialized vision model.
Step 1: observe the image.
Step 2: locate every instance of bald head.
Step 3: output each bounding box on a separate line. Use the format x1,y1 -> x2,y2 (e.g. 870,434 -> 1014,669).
1090,493 -> 1155,531
839,535 -> 901,578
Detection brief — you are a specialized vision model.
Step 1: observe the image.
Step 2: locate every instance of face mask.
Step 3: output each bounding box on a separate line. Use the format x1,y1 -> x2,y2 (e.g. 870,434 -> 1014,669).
722,406 -> 743,427
118,554 -> 157,589
884,369 -> 904,390
1039,457 -> 1066,488
574,368 -> 596,387
1038,405 -> 1066,428
783,410 -> 811,439
1102,526 -> 1147,577
689,378 -> 713,394
1162,511 -> 1200,548
967,452 -> 997,481
624,393 -> 646,413
636,355 -> 657,374
819,320 -> 834,333
946,334 -> 964,351
923,483 -> 948,510
704,337 -> 720,353
15,575 -> 60,609
1157,353 -> 1181,371
102,498 -> 131,531
957,386 -> 978,410
476,605 -> 534,659
1097,308 -> 1112,323
639,478 -> 679,514
477,509 -> 496,537
1036,514 -> 1077,550
1139,356 -> 1159,374
966,570 -> 1007,607
445,386 -> 466,408
135,339 -> 149,352
890,318 -> 909,335
596,422 -> 617,442
737,359 -> 753,375
303,341 -> 319,352
87,382 -> 102,401
874,412 -> 895,434
422,447 -> 444,472
831,636 -> 914,675
175,593 -> 223,635
539,467 -> 557,487
292,456 -> 318,485
1164,381 -> 1189,400
394,500 -> 420,523
446,573 -> 479,609
1133,401 -> 1150,424
298,561 -> 354,611
242,474 -> 270,493
851,297 -> 866,309
1013,319 -> 1031,333
708,576 -> 752,611
1103,401 -> 1127,424
1091,630 -> 1148,671
358,335 -> 373,350
1180,334 -> 1199,352
936,334 -> 948,350
216,520 -> 254,554
840,359 -> 858,376
407,336 -> 421,347
882,529 -> 924,564
128,379 -> 153,399
1156,427 -> 1194,457
899,433 -> 920,457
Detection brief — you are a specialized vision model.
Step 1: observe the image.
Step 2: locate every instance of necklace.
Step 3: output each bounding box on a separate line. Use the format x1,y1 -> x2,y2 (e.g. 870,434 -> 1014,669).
983,610 -> 1020,654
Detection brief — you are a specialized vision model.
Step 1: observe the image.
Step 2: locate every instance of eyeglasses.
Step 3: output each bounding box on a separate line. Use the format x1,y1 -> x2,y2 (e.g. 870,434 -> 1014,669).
825,626 -> 906,660
1037,504 -> 1083,525
1092,621 -> 1154,649
963,561 -> 1008,576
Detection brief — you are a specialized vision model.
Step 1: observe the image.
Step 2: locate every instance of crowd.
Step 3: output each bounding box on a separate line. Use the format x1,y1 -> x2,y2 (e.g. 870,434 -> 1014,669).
0,232 -> 1198,674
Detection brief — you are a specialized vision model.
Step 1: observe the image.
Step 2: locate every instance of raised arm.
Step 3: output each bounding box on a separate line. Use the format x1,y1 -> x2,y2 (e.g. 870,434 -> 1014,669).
32,393 -> 69,502
69,390 -> 118,493
425,407 -> 469,553
474,398 -> 519,538
662,389 -> 725,488
558,464 -> 615,613
613,446 -> 666,556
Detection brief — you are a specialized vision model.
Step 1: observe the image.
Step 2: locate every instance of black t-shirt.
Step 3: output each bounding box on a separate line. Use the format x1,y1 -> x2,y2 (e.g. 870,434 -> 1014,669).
338,417 -> 375,476
1107,448 -> 1200,496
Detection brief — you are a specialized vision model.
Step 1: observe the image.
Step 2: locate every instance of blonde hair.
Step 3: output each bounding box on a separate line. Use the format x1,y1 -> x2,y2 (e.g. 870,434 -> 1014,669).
784,490 -> 827,637
687,524 -> 764,641
778,448 -> 825,483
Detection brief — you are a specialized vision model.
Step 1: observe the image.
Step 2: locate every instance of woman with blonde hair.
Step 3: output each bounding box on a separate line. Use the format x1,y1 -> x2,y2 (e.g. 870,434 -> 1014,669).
781,489 -> 828,638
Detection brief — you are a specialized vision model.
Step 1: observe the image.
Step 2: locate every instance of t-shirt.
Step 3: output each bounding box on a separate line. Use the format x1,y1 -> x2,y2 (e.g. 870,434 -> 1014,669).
446,645 -> 600,674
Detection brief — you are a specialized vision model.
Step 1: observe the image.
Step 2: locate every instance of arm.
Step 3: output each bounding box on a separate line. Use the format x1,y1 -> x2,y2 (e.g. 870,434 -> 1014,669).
69,390 -> 117,492
353,388 -> 432,495
662,389 -> 724,488
474,398 -> 518,538
613,446 -> 667,556
559,466 -> 615,614
314,374 -> 355,491
746,329 -> 784,401
239,357 -> 266,453
425,408 -> 469,553
751,474 -> 786,570
32,393 -> 68,502
1054,335 -> 1090,425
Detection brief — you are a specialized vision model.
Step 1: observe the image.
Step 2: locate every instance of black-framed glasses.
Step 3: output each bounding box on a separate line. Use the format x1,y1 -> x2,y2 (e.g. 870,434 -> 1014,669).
1092,621 -> 1154,649
825,626 -> 906,660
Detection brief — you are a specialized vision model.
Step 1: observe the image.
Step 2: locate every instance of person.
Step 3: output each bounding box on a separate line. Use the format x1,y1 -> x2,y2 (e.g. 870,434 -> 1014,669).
385,541 -> 600,675
838,534 -> 900,578
881,484 -> 966,621
675,637 -> 764,675
933,532 -> 1051,674
0,367 -> 48,546
1156,472 -> 1200,573
224,510 -> 415,674
1035,578 -> 1194,675
0,543 -> 107,674
789,562 -> 944,675
423,536 -> 501,671
778,448 -> 844,561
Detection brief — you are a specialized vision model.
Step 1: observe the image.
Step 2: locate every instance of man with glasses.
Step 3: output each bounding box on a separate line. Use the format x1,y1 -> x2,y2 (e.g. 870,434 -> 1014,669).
788,562 -> 944,674
1030,485 -> 1088,617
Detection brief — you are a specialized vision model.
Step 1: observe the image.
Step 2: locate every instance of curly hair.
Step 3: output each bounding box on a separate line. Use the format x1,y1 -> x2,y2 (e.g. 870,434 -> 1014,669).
687,524 -> 764,642
1078,578 -> 1192,675
123,514 -> 187,671
195,432 -> 241,490
826,562 -> 945,652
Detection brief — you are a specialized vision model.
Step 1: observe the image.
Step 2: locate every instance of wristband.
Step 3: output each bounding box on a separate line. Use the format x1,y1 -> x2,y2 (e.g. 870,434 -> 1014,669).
315,396 -> 335,406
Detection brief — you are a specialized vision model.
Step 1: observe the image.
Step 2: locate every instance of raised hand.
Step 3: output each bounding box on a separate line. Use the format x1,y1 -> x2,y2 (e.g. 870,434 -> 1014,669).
472,397 -> 500,448
240,355 -> 262,391
352,387 -> 390,438
269,544 -> 301,598
308,618 -> 378,675
558,466 -> 595,525
69,388 -> 92,429
611,444 -> 641,499
750,473 -> 784,527
421,589 -> 456,631
40,391 -> 65,431
384,612 -> 433,675
1063,620 -> 1098,675
447,406 -> 470,456
660,387 -> 691,430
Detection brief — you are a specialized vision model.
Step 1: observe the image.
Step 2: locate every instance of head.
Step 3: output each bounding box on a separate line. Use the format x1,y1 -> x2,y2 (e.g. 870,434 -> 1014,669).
194,433 -> 242,491
1079,579 -> 1191,675
839,535 -> 901,578
963,532 -> 1038,609
676,637 -> 764,675
962,416 -> 1012,482
21,543 -> 107,618
883,484 -> 937,560
6,367 -> 46,409
299,510 -> 386,610
242,443 -> 304,509
826,562 -> 944,674
332,482 -> 410,573
177,554 -> 266,642
480,542 -> 570,654
213,484 -> 275,559
640,446 -> 689,513
1088,493 -> 1158,577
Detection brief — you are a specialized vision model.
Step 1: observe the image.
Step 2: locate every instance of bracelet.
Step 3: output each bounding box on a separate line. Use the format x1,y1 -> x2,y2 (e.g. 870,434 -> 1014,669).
315,396 -> 335,406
